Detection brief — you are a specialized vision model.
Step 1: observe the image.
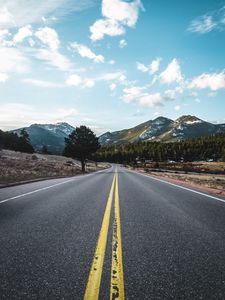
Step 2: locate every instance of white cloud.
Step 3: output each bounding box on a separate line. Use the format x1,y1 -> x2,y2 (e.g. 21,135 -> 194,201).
136,62 -> 148,73
98,71 -> 126,82
188,6 -> 225,34
163,86 -> 184,101
13,25 -> 33,44
0,102 -> 79,131
90,0 -> 143,41
159,58 -> 183,84
136,58 -> 161,74
65,74 -> 95,88
174,105 -> 180,111
0,7 -> 15,28
119,39 -> 127,48
108,59 -> 115,65
90,19 -> 125,41
0,29 -> 10,45
139,93 -> 163,107
0,47 -> 30,75
149,58 -> 161,74
121,86 -> 163,107
109,83 -> 117,91
32,27 -> 71,71
0,72 -> 9,82
70,42 -> 104,63
83,78 -> 95,88
0,0 -> 95,29
32,48 -> 71,71
188,71 -> 225,91
188,16 -> 216,34
22,78 -> 63,88
35,27 -> 59,50
66,74 -> 83,87
102,0 -> 142,26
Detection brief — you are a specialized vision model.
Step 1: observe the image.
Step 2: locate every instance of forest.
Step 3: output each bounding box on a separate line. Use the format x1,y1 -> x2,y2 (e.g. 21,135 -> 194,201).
94,133 -> 225,163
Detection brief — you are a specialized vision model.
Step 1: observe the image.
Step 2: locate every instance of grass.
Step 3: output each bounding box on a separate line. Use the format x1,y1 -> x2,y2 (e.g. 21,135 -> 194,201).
0,150 -> 109,186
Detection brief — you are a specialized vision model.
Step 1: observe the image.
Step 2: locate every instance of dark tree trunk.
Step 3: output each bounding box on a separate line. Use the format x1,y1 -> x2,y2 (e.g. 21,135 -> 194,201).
81,158 -> 85,173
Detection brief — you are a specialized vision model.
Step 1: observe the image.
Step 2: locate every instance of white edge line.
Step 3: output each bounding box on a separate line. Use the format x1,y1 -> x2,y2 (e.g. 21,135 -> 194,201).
128,169 -> 225,204
0,179 -> 74,204
0,166 -> 113,205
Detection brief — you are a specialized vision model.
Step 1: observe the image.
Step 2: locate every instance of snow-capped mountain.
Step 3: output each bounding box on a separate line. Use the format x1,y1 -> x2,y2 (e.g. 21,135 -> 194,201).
13,122 -> 75,154
99,115 -> 225,145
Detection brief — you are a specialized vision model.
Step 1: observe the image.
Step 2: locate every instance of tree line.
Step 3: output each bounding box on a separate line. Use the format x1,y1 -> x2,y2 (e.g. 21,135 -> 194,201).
0,129 -> 34,153
94,133 -> 225,163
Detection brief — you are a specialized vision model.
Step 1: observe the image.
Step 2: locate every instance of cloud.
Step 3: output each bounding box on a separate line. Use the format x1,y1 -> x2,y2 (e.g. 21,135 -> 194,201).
0,47 -> 30,75
188,6 -> 225,34
119,39 -> 127,48
137,58 -> 161,74
29,27 -> 71,71
70,42 -> 104,63
0,0 -> 96,29
121,86 -> 163,107
0,7 -> 15,28
35,27 -> 59,50
188,16 -> 216,34
13,25 -> 33,44
66,74 -> 95,88
22,78 -> 63,88
163,86 -> 183,101
159,58 -> 183,84
188,71 -> 225,91
66,74 -> 83,87
32,48 -> 71,71
136,62 -> 148,73
109,83 -> 117,91
0,72 -> 9,82
90,19 -> 125,41
90,0 -> 143,41
149,58 -> 161,74
0,102 -> 79,131
174,105 -> 180,111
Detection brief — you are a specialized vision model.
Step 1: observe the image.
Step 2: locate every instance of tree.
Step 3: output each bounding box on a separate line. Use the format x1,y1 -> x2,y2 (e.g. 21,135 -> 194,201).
18,129 -> 34,153
64,126 -> 100,172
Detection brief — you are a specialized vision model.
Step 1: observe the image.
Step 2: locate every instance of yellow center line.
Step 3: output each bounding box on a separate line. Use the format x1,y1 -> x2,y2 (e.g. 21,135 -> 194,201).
110,171 -> 125,300
84,173 -> 116,300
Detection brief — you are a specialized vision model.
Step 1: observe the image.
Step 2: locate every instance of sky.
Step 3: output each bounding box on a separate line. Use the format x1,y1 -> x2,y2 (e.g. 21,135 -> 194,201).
0,0 -> 225,135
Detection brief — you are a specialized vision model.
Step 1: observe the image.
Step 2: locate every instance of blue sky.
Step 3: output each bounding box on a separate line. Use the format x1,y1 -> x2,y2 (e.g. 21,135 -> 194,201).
0,0 -> 225,134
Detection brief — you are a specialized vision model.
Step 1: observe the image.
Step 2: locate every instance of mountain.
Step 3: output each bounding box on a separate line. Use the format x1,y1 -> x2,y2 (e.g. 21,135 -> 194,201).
13,122 -> 75,154
99,115 -> 225,145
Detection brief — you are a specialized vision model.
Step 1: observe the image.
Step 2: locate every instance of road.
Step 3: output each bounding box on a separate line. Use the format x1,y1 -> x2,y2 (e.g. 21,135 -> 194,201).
1,165 -> 225,299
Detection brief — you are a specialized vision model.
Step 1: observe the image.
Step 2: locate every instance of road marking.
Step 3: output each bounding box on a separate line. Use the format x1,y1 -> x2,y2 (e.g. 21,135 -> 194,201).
129,169 -> 225,204
84,173 -> 116,300
0,167 -> 114,205
110,171 -> 125,300
0,179 -> 74,204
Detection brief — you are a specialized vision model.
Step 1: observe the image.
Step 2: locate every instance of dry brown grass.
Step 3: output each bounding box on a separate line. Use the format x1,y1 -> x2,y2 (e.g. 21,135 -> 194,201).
150,172 -> 225,191
0,150 -> 109,186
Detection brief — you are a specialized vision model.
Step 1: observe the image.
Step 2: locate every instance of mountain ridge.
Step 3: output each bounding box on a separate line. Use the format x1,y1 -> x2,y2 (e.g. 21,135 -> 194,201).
99,115 -> 225,145
11,115 -> 225,153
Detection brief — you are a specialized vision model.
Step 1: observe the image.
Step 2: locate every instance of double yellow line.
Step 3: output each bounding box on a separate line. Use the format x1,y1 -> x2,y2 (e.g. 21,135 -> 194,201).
84,171 -> 125,300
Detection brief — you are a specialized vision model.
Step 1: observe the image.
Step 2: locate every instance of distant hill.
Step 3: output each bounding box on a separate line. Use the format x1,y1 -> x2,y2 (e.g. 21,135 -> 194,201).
99,115 -> 225,145
13,122 -> 75,154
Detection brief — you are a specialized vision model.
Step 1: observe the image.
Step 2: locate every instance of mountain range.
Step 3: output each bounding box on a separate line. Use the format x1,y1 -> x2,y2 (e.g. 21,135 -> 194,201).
12,115 -> 225,153
99,115 -> 225,145
13,122 -> 75,154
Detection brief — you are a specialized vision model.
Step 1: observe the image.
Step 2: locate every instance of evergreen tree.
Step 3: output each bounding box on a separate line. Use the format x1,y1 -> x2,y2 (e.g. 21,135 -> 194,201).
64,126 -> 100,172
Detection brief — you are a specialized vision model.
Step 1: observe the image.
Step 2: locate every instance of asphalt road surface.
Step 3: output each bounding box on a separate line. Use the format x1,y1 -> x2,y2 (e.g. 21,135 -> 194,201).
1,165 -> 225,299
